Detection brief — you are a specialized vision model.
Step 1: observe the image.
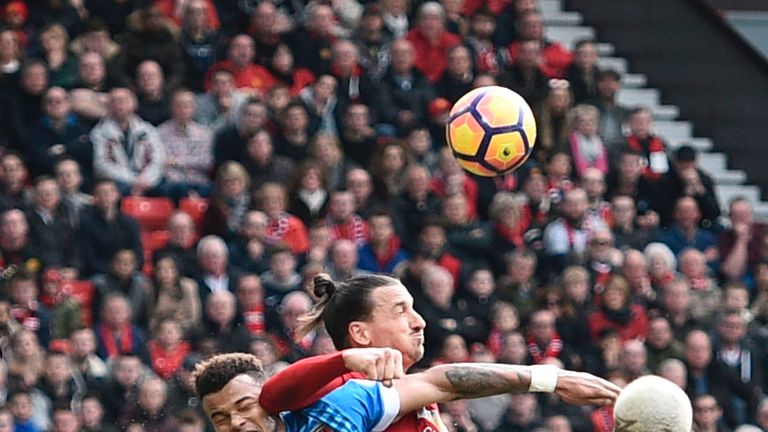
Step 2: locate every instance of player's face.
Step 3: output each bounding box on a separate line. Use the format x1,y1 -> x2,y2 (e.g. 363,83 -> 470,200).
365,284 -> 426,368
203,375 -> 276,432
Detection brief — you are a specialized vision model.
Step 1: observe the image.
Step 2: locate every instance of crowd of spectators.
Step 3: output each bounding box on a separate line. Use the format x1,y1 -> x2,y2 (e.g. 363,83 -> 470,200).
0,0 -> 765,431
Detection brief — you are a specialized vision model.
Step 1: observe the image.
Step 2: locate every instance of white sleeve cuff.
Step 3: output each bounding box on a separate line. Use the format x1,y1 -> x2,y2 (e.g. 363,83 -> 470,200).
373,383 -> 400,432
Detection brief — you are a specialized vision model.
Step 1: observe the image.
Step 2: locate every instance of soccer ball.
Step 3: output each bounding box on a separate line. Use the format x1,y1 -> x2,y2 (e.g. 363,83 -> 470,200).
446,86 -> 537,177
614,375 -> 693,431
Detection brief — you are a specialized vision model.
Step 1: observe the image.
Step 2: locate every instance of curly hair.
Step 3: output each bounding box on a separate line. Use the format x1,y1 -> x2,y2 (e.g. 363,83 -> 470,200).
192,353 -> 265,399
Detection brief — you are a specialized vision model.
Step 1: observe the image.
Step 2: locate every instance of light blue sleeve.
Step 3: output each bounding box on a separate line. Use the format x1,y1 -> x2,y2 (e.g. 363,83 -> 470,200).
291,380 -> 400,432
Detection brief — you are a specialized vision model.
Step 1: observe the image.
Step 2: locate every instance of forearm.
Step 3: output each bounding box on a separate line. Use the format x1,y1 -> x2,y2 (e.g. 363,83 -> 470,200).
429,363 -> 533,399
396,363 -> 538,415
720,240 -> 748,279
259,352 -> 348,413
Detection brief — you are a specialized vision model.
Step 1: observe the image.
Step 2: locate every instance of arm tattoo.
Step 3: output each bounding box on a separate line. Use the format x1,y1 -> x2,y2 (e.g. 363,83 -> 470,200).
444,364 -> 530,399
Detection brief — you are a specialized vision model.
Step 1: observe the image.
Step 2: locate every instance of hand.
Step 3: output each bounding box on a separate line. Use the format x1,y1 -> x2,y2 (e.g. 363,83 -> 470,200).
554,370 -> 622,406
636,210 -> 659,229
733,222 -> 751,240
342,348 -> 404,387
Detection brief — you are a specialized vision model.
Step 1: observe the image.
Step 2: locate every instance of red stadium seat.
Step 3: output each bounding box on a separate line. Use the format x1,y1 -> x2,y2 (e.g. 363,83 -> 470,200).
141,230 -> 171,275
179,197 -> 209,229
121,197 -> 175,231
63,280 -> 95,326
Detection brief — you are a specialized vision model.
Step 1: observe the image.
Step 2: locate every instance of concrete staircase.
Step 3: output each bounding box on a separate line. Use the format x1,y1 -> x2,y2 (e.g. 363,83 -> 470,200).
539,0 -> 768,220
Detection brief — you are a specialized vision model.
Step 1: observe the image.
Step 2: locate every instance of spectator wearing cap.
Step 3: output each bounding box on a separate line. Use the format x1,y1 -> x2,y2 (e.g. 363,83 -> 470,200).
376,38 -> 435,135
657,145 -> 720,228
406,2 -> 461,83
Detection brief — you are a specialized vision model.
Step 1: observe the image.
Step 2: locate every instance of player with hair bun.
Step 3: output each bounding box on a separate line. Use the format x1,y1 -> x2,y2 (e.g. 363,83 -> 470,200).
193,273 -> 620,432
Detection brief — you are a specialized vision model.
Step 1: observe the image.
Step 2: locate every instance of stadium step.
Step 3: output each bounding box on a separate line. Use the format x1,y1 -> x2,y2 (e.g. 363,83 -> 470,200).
652,105 -> 680,121
668,137 -> 713,152
655,120 -> 693,141
616,88 -> 659,107
545,26 -> 595,49
716,184 -> 761,209
543,11 -> 583,26
598,42 -> 615,56
597,57 -> 628,74
622,73 -> 646,88
540,0 -> 564,15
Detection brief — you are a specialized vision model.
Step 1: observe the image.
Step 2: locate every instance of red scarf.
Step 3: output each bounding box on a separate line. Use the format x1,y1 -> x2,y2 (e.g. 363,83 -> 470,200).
266,213 -> 290,244
39,292 -> 64,309
328,215 -> 367,246
243,305 -> 266,335
495,223 -> 525,249
11,303 -> 40,331
148,340 -> 191,380
527,333 -> 563,364
373,236 -> 402,270
626,135 -> 666,180
99,323 -> 134,359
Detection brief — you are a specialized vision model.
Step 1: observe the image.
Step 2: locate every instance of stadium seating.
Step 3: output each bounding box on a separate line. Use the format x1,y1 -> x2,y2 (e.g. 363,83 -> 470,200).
121,197 -> 175,232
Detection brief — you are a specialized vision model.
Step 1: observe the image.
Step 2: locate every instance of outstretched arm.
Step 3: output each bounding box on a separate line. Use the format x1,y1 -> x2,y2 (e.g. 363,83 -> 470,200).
394,363 -> 621,420
260,349 -> 404,413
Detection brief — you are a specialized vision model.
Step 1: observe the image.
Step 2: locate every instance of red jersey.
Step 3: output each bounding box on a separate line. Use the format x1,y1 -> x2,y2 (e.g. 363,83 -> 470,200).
260,352 -> 448,432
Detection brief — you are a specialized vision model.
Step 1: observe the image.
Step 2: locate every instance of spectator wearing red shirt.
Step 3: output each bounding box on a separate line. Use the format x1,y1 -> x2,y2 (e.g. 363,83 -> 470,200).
206,34 -> 276,96
624,107 -> 670,182
406,2 -> 461,83
269,44 -> 316,97
588,275 -> 649,343
507,11 -> 572,79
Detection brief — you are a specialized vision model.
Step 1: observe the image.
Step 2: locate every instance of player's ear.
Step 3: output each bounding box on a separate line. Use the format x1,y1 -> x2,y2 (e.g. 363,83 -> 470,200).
348,321 -> 372,346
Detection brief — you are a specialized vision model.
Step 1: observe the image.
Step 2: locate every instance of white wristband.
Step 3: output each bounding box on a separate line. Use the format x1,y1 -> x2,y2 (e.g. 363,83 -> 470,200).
528,365 -> 559,392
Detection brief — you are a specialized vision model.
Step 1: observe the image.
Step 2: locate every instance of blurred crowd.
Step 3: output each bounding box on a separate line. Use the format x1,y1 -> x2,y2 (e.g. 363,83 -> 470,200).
0,0 -> 765,431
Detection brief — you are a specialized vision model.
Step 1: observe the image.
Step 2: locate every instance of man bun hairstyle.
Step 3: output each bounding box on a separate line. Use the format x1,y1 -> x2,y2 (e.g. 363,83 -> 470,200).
193,353 -> 265,399
299,273 -> 402,349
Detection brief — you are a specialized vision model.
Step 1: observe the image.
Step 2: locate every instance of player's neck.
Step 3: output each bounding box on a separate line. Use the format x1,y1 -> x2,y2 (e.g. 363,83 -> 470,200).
273,416 -> 287,432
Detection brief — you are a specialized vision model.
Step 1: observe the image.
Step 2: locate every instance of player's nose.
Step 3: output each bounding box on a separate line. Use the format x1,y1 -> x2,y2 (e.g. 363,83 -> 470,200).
410,310 -> 426,330
230,413 -> 248,430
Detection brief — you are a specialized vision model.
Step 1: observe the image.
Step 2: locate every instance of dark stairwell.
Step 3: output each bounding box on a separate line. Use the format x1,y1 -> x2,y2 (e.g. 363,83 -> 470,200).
566,0 -> 768,197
